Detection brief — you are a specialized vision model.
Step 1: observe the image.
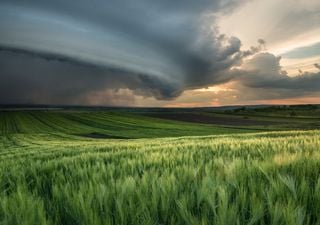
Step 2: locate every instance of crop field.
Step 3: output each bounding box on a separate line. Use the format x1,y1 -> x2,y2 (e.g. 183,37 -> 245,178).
1,107 -> 320,225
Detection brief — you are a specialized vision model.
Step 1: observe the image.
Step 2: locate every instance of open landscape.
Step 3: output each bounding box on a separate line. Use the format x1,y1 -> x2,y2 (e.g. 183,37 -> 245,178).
1,105 -> 320,225
1,0 -> 320,224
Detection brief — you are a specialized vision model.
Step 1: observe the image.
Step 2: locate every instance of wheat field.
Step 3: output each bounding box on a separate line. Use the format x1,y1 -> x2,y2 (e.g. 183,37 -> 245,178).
1,114 -> 320,225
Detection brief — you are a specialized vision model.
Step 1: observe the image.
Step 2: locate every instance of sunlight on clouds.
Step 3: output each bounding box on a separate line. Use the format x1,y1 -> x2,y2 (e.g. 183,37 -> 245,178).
271,32 -> 320,56
194,84 -> 233,93
281,56 -> 320,76
162,82 -> 239,107
216,0 -> 320,90
217,0 -> 320,55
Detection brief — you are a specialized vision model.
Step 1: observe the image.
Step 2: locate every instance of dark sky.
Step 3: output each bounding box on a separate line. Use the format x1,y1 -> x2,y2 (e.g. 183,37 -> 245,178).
0,0 -> 320,106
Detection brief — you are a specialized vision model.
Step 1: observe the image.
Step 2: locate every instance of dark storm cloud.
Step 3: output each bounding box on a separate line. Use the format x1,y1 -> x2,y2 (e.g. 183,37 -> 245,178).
0,49 -> 183,104
0,0 -> 249,104
1,0 -> 319,105
0,46 -> 95,67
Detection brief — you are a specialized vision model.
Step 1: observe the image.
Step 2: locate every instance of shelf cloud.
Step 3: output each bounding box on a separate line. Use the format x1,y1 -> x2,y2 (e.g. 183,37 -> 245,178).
0,0 -> 319,105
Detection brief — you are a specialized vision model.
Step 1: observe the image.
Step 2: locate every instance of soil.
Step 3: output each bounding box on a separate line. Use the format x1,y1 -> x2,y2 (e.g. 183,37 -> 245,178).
144,113 -> 279,126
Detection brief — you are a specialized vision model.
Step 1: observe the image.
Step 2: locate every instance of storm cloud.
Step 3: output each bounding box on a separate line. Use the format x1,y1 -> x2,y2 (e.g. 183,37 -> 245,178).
0,0 -> 319,105
234,53 -> 320,93
0,0 -> 250,104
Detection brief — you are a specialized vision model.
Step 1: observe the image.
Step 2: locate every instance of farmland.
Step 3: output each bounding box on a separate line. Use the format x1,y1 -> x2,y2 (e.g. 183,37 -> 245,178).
1,106 -> 320,225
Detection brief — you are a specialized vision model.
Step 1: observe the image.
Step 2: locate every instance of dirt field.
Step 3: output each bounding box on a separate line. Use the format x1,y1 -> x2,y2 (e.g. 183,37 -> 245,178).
144,113 -> 279,126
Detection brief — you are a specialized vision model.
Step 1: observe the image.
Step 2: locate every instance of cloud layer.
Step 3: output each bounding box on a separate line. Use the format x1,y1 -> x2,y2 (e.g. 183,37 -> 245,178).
0,0 -> 319,105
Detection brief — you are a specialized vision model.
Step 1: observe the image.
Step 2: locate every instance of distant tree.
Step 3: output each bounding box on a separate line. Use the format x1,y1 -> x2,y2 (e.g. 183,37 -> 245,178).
233,106 -> 246,113
309,105 -> 317,110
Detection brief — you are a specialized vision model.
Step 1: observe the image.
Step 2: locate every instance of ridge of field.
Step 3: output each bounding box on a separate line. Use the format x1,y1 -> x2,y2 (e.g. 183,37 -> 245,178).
0,111 -> 264,138
141,105 -> 320,130
1,130 -> 320,224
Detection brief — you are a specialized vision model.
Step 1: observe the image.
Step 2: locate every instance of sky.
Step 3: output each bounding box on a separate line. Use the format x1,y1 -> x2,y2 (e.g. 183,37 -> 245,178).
0,0 -> 320,107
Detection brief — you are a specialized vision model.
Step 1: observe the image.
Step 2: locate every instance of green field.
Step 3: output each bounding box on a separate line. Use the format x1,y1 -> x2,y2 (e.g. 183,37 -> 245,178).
0,111 -> 262,137
1,107 -> 320,225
